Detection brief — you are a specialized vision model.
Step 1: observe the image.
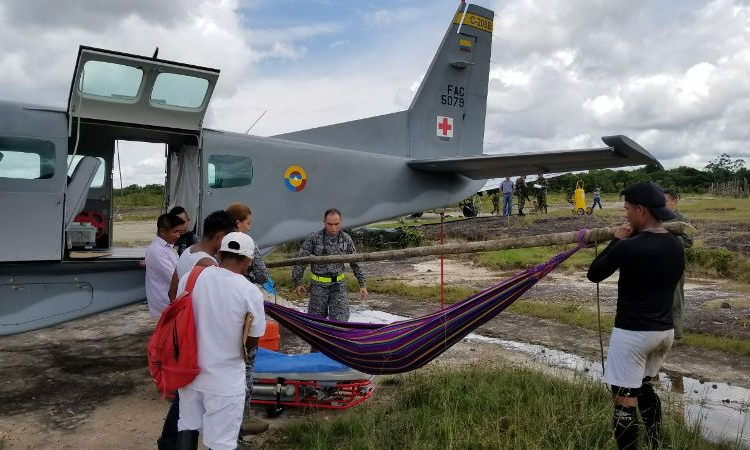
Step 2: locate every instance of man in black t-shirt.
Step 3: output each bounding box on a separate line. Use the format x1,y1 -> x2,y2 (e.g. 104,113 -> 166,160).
588,181 -> 685,450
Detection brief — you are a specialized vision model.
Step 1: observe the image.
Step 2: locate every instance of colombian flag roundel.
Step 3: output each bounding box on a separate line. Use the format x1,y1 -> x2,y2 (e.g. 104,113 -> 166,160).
284,165 -> 307,192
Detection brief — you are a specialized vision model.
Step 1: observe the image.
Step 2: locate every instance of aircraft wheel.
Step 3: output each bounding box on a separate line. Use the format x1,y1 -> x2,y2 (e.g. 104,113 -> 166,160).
576,208 -> 585,215
586,207 -> 593,215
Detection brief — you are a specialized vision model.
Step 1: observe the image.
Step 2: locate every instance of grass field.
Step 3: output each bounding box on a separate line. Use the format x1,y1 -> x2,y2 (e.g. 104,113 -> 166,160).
269,364 -> 737,450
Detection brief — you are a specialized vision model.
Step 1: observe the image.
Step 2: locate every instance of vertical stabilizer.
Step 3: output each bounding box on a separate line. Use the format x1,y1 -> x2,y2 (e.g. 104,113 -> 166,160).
407,3 -> 493,159
274,3 -> 494,160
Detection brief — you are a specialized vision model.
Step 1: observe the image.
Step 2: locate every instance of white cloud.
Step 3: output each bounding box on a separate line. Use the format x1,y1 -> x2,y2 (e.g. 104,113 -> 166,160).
1,0 -> 750,185
363,7 -> 423,28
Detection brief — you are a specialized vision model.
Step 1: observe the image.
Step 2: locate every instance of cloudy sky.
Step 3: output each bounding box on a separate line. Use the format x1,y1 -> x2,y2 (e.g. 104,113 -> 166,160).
1,0 -> 748,185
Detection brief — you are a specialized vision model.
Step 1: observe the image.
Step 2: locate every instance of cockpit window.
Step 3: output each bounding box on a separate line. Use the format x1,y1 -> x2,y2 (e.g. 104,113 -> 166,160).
79,61 -> 143,100
150,73 -> 209,109
0,137 -> 56,180
207,155 -> 253,188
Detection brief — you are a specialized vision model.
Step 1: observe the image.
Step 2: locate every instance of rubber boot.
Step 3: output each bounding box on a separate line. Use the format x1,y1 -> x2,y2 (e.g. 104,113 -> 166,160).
639,382 -> 663,449
176,430 -> 198,450
613,405 -> 639,450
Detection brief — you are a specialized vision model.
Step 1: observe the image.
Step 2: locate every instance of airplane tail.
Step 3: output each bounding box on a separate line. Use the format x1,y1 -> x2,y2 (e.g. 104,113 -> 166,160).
274,3 -> 493,159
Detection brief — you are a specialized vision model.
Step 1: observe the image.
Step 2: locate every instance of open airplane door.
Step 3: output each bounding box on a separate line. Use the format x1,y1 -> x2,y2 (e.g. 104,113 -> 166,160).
66,47 -> 220,241
67,46 -> 219,132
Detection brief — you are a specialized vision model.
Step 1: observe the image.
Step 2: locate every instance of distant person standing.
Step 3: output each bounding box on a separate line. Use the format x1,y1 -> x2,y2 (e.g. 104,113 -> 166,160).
592,188 -> 603,209
293,209 -> 367,322
144,213 -> 184,319
664,188 -> 693,343
500,177 -> 515,216
491,191 -> 500,215
516,175 -> 530,216
587,181 -> 684,450
535,174 -> 548,214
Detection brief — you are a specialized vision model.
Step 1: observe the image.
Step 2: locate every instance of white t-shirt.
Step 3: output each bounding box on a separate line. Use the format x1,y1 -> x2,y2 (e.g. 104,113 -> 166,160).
177,265 -> 266,396
176,246 -> 216,279
145,235 -> 178,318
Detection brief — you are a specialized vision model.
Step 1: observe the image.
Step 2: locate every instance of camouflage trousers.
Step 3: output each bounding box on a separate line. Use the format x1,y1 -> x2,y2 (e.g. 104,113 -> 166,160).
308,280 -> 350,321
244,346 -> 257,409
536,194 -> 548,213
517,197 -> 526,213
672,274 -> 686,340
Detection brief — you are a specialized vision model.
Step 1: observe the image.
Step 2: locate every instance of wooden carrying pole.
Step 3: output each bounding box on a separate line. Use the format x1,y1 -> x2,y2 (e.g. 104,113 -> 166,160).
266,222 -> 696,268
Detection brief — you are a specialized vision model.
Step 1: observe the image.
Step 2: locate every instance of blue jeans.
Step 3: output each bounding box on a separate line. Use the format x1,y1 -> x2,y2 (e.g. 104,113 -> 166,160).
502,193 -> 513,216
593,198 -> 602,209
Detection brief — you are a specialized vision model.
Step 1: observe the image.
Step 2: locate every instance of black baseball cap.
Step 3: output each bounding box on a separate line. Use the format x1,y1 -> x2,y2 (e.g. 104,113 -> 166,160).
620,181 -> 676,221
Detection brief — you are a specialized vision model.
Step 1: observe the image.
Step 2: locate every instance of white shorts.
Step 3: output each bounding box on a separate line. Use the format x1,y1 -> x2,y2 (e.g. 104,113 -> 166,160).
604,327 -> 674,389
177,387 -> 245,450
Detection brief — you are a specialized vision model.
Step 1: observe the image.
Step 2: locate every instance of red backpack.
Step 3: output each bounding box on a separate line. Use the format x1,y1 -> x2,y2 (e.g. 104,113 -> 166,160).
147,266 -> 205,398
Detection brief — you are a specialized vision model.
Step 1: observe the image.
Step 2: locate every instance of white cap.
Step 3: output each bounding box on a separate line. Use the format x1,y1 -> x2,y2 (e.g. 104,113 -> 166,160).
219,232 -> 255,257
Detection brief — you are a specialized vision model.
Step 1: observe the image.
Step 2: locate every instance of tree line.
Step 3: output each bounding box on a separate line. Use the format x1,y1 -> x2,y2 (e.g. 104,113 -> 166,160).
113,154 -> 747,198
545,153 -> 747,194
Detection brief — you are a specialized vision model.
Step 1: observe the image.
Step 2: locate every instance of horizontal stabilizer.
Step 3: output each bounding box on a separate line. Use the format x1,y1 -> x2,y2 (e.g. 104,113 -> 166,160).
407,135 -> 660,179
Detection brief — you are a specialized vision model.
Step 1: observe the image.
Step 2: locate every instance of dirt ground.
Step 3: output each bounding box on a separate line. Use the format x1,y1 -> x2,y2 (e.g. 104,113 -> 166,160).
0,297 -> 604,450
2,214 -> 749,448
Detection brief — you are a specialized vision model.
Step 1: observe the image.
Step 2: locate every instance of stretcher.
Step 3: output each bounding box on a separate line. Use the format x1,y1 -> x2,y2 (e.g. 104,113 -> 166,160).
250,348 -> 375,417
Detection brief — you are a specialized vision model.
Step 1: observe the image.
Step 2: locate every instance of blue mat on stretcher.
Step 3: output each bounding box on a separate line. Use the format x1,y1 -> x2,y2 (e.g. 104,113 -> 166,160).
254,348 -> 351,374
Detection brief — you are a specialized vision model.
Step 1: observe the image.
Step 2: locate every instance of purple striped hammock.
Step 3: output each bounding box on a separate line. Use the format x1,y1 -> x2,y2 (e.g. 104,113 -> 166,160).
264,235 -> 588,375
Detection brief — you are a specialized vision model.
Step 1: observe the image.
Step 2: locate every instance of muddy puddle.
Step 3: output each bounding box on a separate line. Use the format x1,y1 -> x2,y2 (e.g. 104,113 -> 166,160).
349,305 -> 750,447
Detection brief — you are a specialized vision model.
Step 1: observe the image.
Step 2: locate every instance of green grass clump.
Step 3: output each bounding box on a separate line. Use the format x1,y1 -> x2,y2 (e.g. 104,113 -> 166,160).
508,300 -> 615,330
681,332 -> 750,356
687,246 -> 750,282
271,365 -> 733,450
471,245 -> 597,271
510,300 -> 750,358
471,242 -> 750,284
269,267 -> 478,305
364,280 -> 476,304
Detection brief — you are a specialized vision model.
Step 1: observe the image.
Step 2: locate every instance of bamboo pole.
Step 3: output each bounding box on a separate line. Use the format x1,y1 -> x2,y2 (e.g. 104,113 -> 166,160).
266,222 -> 696,268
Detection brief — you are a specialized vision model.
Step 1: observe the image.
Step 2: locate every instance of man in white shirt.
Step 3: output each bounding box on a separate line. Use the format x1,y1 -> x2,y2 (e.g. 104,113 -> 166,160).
176,232 -> 266,450
158,210 -> 235,450
145,213 -> 184,318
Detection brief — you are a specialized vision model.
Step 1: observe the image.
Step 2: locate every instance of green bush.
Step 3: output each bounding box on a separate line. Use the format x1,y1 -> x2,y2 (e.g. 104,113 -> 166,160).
398,227 -> 426,248
687,247 -> 735,274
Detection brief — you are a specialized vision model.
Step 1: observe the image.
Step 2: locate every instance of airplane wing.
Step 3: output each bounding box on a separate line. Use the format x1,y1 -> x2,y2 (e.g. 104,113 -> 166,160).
407,135 -> 659,180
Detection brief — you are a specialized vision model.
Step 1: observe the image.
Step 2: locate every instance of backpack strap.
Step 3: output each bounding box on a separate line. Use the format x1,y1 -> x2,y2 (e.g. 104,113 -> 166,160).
185,266 -> 206,293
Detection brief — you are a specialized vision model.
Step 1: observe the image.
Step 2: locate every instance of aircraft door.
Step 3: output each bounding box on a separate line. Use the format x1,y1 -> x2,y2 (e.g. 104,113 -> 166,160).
0,135 -> 67,262
68,46 -> 219,132
64,156 -> 102,230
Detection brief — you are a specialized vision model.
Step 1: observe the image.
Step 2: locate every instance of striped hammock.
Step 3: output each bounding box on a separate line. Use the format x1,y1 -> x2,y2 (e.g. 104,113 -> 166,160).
264,237 -> 587,375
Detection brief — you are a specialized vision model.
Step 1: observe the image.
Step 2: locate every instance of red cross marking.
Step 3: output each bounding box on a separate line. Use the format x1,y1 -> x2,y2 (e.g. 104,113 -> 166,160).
438,117 -> 452,136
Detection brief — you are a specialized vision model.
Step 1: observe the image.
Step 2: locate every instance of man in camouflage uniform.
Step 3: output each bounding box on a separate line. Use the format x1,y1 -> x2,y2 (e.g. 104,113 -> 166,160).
515,175 -> 531,216
491,191 -> 500,215
664,189 -> 693,342
535,174 -> 548,214
293,208 -> 367,322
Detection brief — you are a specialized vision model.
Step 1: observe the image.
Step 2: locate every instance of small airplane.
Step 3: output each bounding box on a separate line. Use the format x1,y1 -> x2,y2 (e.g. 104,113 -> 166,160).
0,3 -> 659,335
